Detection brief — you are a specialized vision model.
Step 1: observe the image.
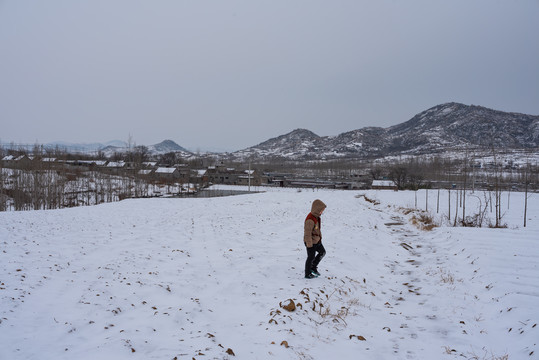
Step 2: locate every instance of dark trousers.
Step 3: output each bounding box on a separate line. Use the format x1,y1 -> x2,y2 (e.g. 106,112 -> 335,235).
305,242 -> 326,276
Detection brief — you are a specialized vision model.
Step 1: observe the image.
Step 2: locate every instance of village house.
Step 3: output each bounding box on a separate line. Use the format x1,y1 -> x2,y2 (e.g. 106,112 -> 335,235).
205,165 -> 265,186
193,169 -> 209,187
93,160 -> 108,167
61,160 -> 103,171
107,161 -> 126,168
38,157 -> 58,170
176,164 -> 190,180
237,170 -> 262,186
142,161 -> 158,169
371,179 -> 398,190
2,155 -> 32,169
137,169 -> 154,178
154,167 -> 180,181
104,161 -> 127,174
265,172 -> 293,187
1,155 -> 16,167
206,166 -> 239,185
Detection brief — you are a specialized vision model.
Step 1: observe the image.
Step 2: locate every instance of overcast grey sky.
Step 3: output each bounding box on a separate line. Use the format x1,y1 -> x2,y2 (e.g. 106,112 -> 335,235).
1,1 -> 538,152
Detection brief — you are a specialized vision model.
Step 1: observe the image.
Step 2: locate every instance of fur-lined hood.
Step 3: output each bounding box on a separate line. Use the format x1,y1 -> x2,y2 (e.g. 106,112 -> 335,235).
310,199 -> 327,217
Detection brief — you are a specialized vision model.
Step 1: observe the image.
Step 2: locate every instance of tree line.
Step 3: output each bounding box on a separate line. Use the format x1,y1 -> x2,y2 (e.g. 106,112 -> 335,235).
0,145 -> 193,211
1,144 -> 537,213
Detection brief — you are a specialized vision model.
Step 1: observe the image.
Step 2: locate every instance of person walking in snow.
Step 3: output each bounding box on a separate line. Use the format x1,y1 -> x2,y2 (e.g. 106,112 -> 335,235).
304,199 -> 327,279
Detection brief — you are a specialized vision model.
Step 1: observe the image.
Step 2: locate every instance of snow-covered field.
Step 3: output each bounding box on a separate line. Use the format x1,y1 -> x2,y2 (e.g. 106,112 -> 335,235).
1,186 -> 538,359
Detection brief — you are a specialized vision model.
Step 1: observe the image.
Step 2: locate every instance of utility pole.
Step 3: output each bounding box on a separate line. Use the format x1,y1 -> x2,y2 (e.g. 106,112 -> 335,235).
248,161 -> 251,192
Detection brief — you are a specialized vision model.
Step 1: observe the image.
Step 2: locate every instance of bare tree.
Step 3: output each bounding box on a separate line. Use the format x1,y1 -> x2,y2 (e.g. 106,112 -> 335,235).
490,148 -> 506,228
389,165 -> 408,190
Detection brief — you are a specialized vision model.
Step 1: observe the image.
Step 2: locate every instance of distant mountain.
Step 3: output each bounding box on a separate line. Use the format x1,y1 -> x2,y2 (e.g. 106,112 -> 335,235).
5,103 -> 537,161
232,103 -> 539,160
385,103 -> 539,153
148,140 -> 188,154
45,140 -> 127,153
98,139 -> 190,156
40,139 -> 190,156
234,129 -> 321,158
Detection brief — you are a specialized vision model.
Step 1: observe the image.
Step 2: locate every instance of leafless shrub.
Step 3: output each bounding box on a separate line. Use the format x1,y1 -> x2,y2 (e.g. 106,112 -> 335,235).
488,221 -> 508,229
409,212 -> 437,231
467,349 -> 509,360
461,214 -> 482,227
439,270 -> 455,285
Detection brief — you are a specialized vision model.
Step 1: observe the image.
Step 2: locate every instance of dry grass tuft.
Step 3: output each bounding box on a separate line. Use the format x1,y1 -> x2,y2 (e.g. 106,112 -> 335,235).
356,194 -> 380,205
280,299 -> 296,312
402,209 -> 437,231
439,270 -> 455,285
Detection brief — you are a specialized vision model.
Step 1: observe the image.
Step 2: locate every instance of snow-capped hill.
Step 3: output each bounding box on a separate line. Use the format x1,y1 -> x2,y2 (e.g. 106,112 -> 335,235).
234,129 -> 321,159
258,128 -> 320,146
387,102 -> 539,153
148,140 -> 188,154
232,103 -> 539,160
12,103 -> 538,161
531,119 -> 539,142
328,127 -> 387,157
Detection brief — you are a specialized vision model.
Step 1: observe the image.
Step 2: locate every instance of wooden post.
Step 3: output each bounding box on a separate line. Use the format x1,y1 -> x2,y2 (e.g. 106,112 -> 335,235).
425,188 -> 428,212
437,188 -> 440,214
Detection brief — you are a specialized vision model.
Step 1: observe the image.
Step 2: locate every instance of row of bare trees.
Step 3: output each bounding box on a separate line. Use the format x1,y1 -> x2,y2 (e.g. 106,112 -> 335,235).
1,166 -> 124,211
0,144 -> 171,211
397,151 -> 537,227
2,143 -> 537,216
251,149 -> 537,228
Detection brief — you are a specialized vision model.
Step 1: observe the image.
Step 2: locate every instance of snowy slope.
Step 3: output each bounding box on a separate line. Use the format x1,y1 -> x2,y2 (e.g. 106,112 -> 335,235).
232,103 -> 539,160
1,187 -> 538,359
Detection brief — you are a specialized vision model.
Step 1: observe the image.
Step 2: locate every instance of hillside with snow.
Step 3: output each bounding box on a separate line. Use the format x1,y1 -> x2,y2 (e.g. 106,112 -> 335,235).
1,187 -> 538,359
7,102 -> 536,161
232,103 -> 539,160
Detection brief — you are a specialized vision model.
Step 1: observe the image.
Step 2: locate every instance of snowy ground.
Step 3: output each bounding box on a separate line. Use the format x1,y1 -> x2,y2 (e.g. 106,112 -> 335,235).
1,186 -> 538,359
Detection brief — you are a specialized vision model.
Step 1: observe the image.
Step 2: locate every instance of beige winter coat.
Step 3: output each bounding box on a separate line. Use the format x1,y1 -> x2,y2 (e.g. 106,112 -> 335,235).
303,199 -> 327,248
